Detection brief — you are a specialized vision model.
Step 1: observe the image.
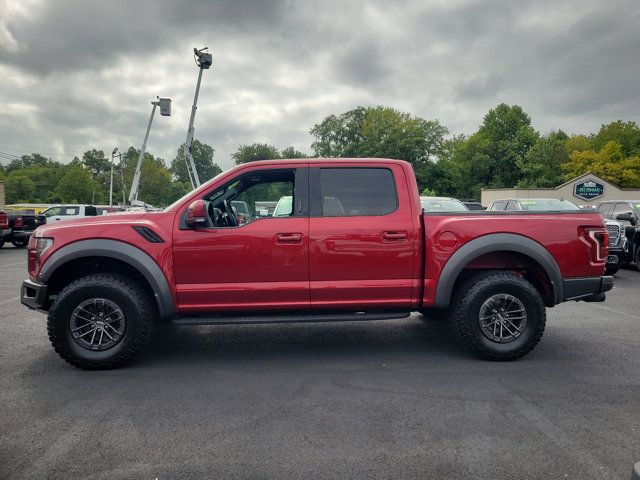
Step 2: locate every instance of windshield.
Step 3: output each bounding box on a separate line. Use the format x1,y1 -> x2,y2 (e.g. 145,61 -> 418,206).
421,198 -> 468,212
518,199 -> 580,211
273,196 -> 293,217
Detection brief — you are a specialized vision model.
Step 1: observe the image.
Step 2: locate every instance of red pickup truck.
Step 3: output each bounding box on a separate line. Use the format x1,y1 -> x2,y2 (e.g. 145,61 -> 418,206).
21,158 -> 613,369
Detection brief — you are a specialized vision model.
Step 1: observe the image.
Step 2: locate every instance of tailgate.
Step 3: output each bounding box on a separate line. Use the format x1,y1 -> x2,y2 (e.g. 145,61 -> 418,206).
20,215 -> 46,231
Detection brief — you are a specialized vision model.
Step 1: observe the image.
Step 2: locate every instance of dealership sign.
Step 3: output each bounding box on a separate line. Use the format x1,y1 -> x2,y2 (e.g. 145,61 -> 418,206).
574,180 -> 604,201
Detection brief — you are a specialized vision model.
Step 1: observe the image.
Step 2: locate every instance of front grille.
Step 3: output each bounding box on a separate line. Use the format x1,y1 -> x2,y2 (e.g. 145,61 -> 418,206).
606,224 -> 620,247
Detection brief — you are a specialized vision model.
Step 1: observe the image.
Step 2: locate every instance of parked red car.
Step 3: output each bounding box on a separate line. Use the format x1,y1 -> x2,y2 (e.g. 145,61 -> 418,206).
21,158 -> 612,368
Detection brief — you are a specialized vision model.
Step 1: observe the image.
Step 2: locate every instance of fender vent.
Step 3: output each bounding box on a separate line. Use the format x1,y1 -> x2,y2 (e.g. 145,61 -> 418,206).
132,226 -> 164,243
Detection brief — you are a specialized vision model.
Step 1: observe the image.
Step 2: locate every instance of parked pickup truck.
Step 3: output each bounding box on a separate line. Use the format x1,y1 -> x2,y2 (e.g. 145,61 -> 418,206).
41,204 -> 98,223
20,158 -> 613,369
2,211 -> 46,248
0,210 -> 10,248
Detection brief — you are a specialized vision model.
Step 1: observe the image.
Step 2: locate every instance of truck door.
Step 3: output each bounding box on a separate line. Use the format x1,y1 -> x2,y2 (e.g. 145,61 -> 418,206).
172,167 -> 310,312
308,165 -> 417,309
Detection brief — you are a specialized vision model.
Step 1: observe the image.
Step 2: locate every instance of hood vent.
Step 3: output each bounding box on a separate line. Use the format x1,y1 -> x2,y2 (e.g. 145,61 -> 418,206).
132,226 -> 164,243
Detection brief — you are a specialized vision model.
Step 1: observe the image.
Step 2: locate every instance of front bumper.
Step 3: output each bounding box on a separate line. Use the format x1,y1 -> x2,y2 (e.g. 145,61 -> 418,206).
607,244 -> 628,267
21,279 -> 48,311
563,275 -> 614,303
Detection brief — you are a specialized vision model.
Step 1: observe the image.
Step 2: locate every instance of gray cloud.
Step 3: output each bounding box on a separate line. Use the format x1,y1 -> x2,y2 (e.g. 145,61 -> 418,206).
0,0 -> 639,171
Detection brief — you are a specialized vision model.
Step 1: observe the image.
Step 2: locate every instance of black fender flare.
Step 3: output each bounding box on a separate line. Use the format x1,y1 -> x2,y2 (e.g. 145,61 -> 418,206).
39,239 -> 175,318
434,233 -> 563,308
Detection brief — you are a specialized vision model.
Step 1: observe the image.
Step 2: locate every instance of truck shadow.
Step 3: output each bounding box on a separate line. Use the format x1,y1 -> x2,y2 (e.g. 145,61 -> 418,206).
138,315 -> 468,366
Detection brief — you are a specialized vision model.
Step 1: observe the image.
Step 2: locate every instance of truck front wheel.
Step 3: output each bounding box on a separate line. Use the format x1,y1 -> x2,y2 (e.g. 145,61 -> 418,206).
47,273 -> 153,369
451,271 -> 546,360
11,238 -> 28,248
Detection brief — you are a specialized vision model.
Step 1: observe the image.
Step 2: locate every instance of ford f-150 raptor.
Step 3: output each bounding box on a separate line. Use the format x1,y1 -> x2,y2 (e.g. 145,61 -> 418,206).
20,158 -> 613,369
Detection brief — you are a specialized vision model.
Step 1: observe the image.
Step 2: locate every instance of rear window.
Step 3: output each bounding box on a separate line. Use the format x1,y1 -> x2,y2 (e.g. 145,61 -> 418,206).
518,199 -> 579,211
421,199 -> 468,212
319,168 -> 397,217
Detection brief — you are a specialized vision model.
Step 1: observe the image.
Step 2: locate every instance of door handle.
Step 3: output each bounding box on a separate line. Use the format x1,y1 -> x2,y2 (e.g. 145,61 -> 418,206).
276,233 -> 303,244
382,231 -> 408,242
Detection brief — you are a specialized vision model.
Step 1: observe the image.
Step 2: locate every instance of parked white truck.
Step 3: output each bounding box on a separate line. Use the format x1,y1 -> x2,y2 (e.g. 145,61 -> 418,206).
41,205 -> 99,223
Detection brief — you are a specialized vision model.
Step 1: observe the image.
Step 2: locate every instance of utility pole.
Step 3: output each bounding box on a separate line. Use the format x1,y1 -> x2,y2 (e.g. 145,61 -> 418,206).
183,47 -> 212,190
128,97 -> 171,206
110,147 -> 118,207
111,149 -> 126,207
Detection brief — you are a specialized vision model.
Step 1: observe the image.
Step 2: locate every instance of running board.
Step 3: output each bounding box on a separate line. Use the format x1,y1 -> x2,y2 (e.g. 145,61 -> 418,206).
172,310 -> 410,326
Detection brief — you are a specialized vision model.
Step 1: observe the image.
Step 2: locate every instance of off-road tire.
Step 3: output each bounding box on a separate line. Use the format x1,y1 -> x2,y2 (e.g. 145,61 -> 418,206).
605,266 -> 619,275
47,273 -> 153,369
451,271 -> 546,361
0,238 -> 4,248
11,238 -> 28,248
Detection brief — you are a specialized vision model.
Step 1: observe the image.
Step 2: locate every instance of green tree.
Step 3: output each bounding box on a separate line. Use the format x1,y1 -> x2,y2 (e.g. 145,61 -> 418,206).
517,131 -> 568,188
170,140 -> 221,183
232,143 -> 281,165
6,153 -> 56,173
565,134 -> 591,154
281,146 -> 308,159
82,149 -> 110,176
591,120 -> 640,157
310,107 -> 448,167
475,103 -> 539,188
53,165 -> 96,203
420,187 -> 436,196
5,174 -> 36,203
310,107 -> 367,157
562,141 -> 640,188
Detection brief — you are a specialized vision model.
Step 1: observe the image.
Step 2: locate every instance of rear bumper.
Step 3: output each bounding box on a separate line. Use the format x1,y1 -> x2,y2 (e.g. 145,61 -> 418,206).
21,279 -> 48,311
12,230 -> 35,240
1,228 -> 11,239
563,275 -> 614,303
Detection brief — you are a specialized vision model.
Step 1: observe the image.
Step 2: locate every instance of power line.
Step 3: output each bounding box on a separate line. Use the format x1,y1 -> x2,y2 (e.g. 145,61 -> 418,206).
0,139 -> 87,157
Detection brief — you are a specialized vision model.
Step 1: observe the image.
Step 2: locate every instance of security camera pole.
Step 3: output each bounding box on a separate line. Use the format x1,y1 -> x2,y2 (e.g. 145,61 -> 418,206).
128,97 -> 171,206
183,46 -> 212,190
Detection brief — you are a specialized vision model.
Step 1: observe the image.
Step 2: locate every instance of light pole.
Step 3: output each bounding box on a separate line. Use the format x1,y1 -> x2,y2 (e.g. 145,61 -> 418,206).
128,97 -> 171,207
183,46 -> 212,190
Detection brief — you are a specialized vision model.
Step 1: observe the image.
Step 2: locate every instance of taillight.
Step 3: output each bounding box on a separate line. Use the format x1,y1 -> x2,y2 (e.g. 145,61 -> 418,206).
0,213 -> 8,228
14,216 -> 23,229
582,227 -> 608,263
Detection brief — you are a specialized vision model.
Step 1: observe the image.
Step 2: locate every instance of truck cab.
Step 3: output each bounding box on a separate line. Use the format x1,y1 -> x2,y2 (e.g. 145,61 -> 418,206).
42,205 -> 98,223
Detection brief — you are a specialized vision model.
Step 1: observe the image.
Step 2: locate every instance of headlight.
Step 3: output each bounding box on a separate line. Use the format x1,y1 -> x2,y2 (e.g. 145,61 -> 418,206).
36,238 -> 54,256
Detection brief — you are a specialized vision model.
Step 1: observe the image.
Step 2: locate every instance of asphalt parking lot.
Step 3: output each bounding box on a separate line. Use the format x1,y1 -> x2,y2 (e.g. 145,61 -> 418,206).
1,245 -> 639,479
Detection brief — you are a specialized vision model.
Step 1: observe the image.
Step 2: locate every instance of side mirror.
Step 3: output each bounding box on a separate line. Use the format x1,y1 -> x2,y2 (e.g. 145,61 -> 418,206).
616,212 -> 637,225
185,200 -> 207,229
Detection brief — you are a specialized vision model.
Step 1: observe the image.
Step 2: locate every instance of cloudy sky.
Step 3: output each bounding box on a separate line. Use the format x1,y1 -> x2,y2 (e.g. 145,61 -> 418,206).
1,0 -> 639,170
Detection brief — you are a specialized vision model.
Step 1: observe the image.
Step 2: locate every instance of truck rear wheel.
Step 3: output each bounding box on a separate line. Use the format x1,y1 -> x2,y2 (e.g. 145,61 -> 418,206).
451,271 -> 546,360
47,273 -> 153,369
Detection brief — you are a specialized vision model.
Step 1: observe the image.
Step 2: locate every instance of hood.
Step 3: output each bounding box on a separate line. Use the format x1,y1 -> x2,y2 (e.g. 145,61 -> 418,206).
36,211 -> 150,236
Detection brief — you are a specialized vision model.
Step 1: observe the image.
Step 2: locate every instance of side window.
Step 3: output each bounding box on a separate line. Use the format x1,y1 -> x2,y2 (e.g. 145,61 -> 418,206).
204,169 -> 296,227
318,168 -> 397,217
44,207 -> 62,217
597,203 -> 614,219
490,201 -> 506,211
63,207 -> 79,216
506,201 -> 519,210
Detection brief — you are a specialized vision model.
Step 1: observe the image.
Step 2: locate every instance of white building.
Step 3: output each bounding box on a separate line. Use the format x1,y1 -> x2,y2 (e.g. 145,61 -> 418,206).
481,173 -> 640,207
